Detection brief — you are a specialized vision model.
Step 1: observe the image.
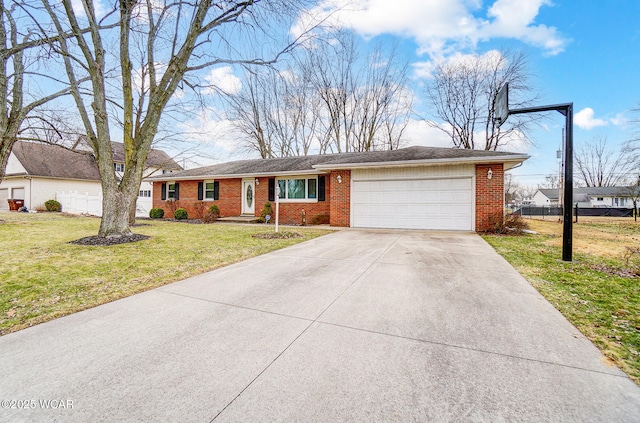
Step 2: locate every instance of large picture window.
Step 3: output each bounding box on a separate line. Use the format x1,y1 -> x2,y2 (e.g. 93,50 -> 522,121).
277,177 -> 318,201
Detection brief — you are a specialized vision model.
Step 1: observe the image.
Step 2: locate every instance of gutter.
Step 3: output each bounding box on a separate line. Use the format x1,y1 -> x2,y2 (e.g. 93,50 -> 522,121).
312,155 -> 531,171
145,169 -> 327,182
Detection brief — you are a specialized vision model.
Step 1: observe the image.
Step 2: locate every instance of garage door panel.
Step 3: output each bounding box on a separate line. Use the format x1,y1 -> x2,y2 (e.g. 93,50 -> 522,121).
352,177 -> 473,231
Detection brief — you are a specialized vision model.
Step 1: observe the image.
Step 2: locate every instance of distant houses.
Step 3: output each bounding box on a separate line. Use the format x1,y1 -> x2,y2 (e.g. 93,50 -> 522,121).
533,186 -> 637,208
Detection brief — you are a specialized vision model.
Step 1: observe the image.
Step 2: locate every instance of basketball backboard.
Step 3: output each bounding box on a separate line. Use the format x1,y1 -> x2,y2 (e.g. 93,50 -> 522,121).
495,83 -> 509,126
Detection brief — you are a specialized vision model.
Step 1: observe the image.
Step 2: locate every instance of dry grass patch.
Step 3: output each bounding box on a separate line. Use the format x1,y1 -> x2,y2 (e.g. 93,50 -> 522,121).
525,216 -> 640,259
0,212 -> 330,335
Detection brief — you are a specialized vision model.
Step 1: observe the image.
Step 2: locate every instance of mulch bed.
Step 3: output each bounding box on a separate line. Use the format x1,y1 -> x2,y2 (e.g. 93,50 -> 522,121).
69,234 -> 151,246
252,231 -> 302,239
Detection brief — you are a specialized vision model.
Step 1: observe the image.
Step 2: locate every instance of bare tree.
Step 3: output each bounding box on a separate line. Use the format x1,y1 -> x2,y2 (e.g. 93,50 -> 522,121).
303,33 -> 412,153
0,1 -> 76,184
504,173 -> 520,205
225,32 -> 412,157
42,0 -> 316,238
425,49 -> 539,150
540,174 -> 560,189
225,66 -> 320,158
575,135 -> 632,187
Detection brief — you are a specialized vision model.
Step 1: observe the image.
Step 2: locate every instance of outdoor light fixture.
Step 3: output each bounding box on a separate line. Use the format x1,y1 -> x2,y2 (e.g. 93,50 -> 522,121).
336,175 -> 342,184
255,178 -> 259,185
487,168 -> 493,180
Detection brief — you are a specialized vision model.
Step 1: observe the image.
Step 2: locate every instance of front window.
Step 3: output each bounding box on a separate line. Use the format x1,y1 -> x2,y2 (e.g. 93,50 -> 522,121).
114,163 -> 125,172
277,177 -> 317,201
204,182 -> 215,199
167,183 -> 176,199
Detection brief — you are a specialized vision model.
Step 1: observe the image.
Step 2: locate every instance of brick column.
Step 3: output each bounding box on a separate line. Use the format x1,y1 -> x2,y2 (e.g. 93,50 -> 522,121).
329,170 -> 351,227
475,164 -> 504,231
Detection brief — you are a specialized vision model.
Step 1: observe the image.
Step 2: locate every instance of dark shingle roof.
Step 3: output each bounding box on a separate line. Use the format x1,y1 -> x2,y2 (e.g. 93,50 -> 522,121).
111,142 -> 182,171
9,141 -> 182,180
149,146 -> 528,180
10,141 -> 101,180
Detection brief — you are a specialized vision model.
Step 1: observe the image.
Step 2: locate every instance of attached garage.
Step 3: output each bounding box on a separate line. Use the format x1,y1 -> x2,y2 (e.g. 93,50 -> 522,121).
350,165 -> 475,231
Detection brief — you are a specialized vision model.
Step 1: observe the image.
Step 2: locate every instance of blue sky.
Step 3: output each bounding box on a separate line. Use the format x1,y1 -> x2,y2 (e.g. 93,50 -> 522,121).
153,1 -> 640,187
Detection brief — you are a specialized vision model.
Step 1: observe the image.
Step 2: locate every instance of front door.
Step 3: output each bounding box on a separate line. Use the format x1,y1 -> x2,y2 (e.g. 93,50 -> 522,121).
242,179 -> 255,215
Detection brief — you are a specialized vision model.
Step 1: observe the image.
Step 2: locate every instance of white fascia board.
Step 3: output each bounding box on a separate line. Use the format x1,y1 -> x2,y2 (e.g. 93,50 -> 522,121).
144,169 -> 325,182
312,155 -> 530,171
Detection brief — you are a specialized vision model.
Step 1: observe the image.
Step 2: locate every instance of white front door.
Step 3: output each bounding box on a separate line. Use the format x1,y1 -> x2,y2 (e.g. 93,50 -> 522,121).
242,179 -> 255,215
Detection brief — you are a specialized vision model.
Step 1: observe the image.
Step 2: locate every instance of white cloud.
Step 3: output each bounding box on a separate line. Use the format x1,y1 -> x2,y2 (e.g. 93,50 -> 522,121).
202,67 -> 242,96
401,118 -> 530,153
610,112 -> 628,127
297,0 -> 567,57
178,110 -> 239,152
402,119 -> 455,148
574,107 -> 608,130
412,49 -> 505,80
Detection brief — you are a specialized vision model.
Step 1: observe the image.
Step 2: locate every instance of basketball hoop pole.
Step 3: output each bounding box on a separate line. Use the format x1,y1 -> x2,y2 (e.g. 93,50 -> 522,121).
497,85 -> 574,261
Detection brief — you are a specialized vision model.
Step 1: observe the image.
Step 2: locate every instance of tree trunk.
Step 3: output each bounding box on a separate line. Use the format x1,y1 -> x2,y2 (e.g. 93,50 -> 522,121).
0,136 -> 15,184
128,201 -> 137,226
99,188 -> 133,237
97,161 -> 143,237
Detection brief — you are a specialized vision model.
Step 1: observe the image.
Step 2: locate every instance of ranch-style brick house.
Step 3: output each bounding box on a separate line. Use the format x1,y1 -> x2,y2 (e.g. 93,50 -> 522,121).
147,146 -> 529,232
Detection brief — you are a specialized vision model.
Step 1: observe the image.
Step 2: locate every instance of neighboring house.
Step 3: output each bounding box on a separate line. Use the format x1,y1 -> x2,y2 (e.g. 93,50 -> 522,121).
147,146 -> 529,232
0,141 -> 181,215
533,187 -> 637,208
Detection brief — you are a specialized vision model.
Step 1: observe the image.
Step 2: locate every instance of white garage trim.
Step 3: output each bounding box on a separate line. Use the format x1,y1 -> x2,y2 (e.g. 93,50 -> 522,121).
350,166 -> 475,231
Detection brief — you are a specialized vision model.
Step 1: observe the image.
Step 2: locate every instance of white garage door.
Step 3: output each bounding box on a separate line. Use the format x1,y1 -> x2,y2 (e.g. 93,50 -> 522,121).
0,188 -> 8,210
351,177 -> 473,230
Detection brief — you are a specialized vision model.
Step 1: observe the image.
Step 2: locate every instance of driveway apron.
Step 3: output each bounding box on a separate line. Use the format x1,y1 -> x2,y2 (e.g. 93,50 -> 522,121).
1,230 -> 639,422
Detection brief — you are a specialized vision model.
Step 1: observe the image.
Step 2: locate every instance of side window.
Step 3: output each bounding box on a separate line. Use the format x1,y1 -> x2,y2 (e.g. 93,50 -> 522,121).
205,182 -> 215,199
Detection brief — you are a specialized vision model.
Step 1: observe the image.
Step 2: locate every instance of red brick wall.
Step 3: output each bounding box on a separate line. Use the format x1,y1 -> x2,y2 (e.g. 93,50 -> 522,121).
152,178 -> 242,219
330,170 -> 351,227
254,176 -> 331,225
217,179 -> 242,217
152,176 -> 332,225
475,164 -> 504,231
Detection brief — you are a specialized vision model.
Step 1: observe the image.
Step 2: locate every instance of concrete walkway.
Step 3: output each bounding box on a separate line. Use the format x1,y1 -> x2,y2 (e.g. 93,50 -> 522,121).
1,230 -> 639,422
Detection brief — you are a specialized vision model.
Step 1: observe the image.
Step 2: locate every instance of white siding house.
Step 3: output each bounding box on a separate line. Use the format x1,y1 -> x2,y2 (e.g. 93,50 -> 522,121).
533,187 -> 636,208
0,141 -> 181,215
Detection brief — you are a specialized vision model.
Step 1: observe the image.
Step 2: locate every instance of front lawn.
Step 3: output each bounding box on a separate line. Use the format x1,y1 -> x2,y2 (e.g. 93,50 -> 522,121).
483,217 -> 640,385
0,212 -> 330,335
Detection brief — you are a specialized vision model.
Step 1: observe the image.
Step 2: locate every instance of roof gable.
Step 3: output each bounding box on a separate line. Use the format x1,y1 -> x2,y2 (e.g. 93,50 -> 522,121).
8,141 -> 182,180
10,141 -> 101,180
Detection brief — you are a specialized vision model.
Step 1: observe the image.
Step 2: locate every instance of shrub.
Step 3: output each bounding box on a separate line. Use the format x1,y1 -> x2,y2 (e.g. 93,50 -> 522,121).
44,199 -> 61,212
208,204 -> 220,216
149,208 -> 165,219
311,213 -> 330,225
193,201 -> 206,218
173,208 -> 188,220
482,212 -> 529,234
203,204 -> 221,223
258,201 -> 274,223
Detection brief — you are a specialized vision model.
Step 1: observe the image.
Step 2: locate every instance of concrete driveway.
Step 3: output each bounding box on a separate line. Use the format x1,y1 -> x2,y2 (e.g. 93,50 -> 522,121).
1,230 -> 639,422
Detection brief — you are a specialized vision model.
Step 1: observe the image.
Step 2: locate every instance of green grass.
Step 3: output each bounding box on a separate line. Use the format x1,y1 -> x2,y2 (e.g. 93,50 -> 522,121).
483,232 -> 640,385
0,212 -> 330,335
